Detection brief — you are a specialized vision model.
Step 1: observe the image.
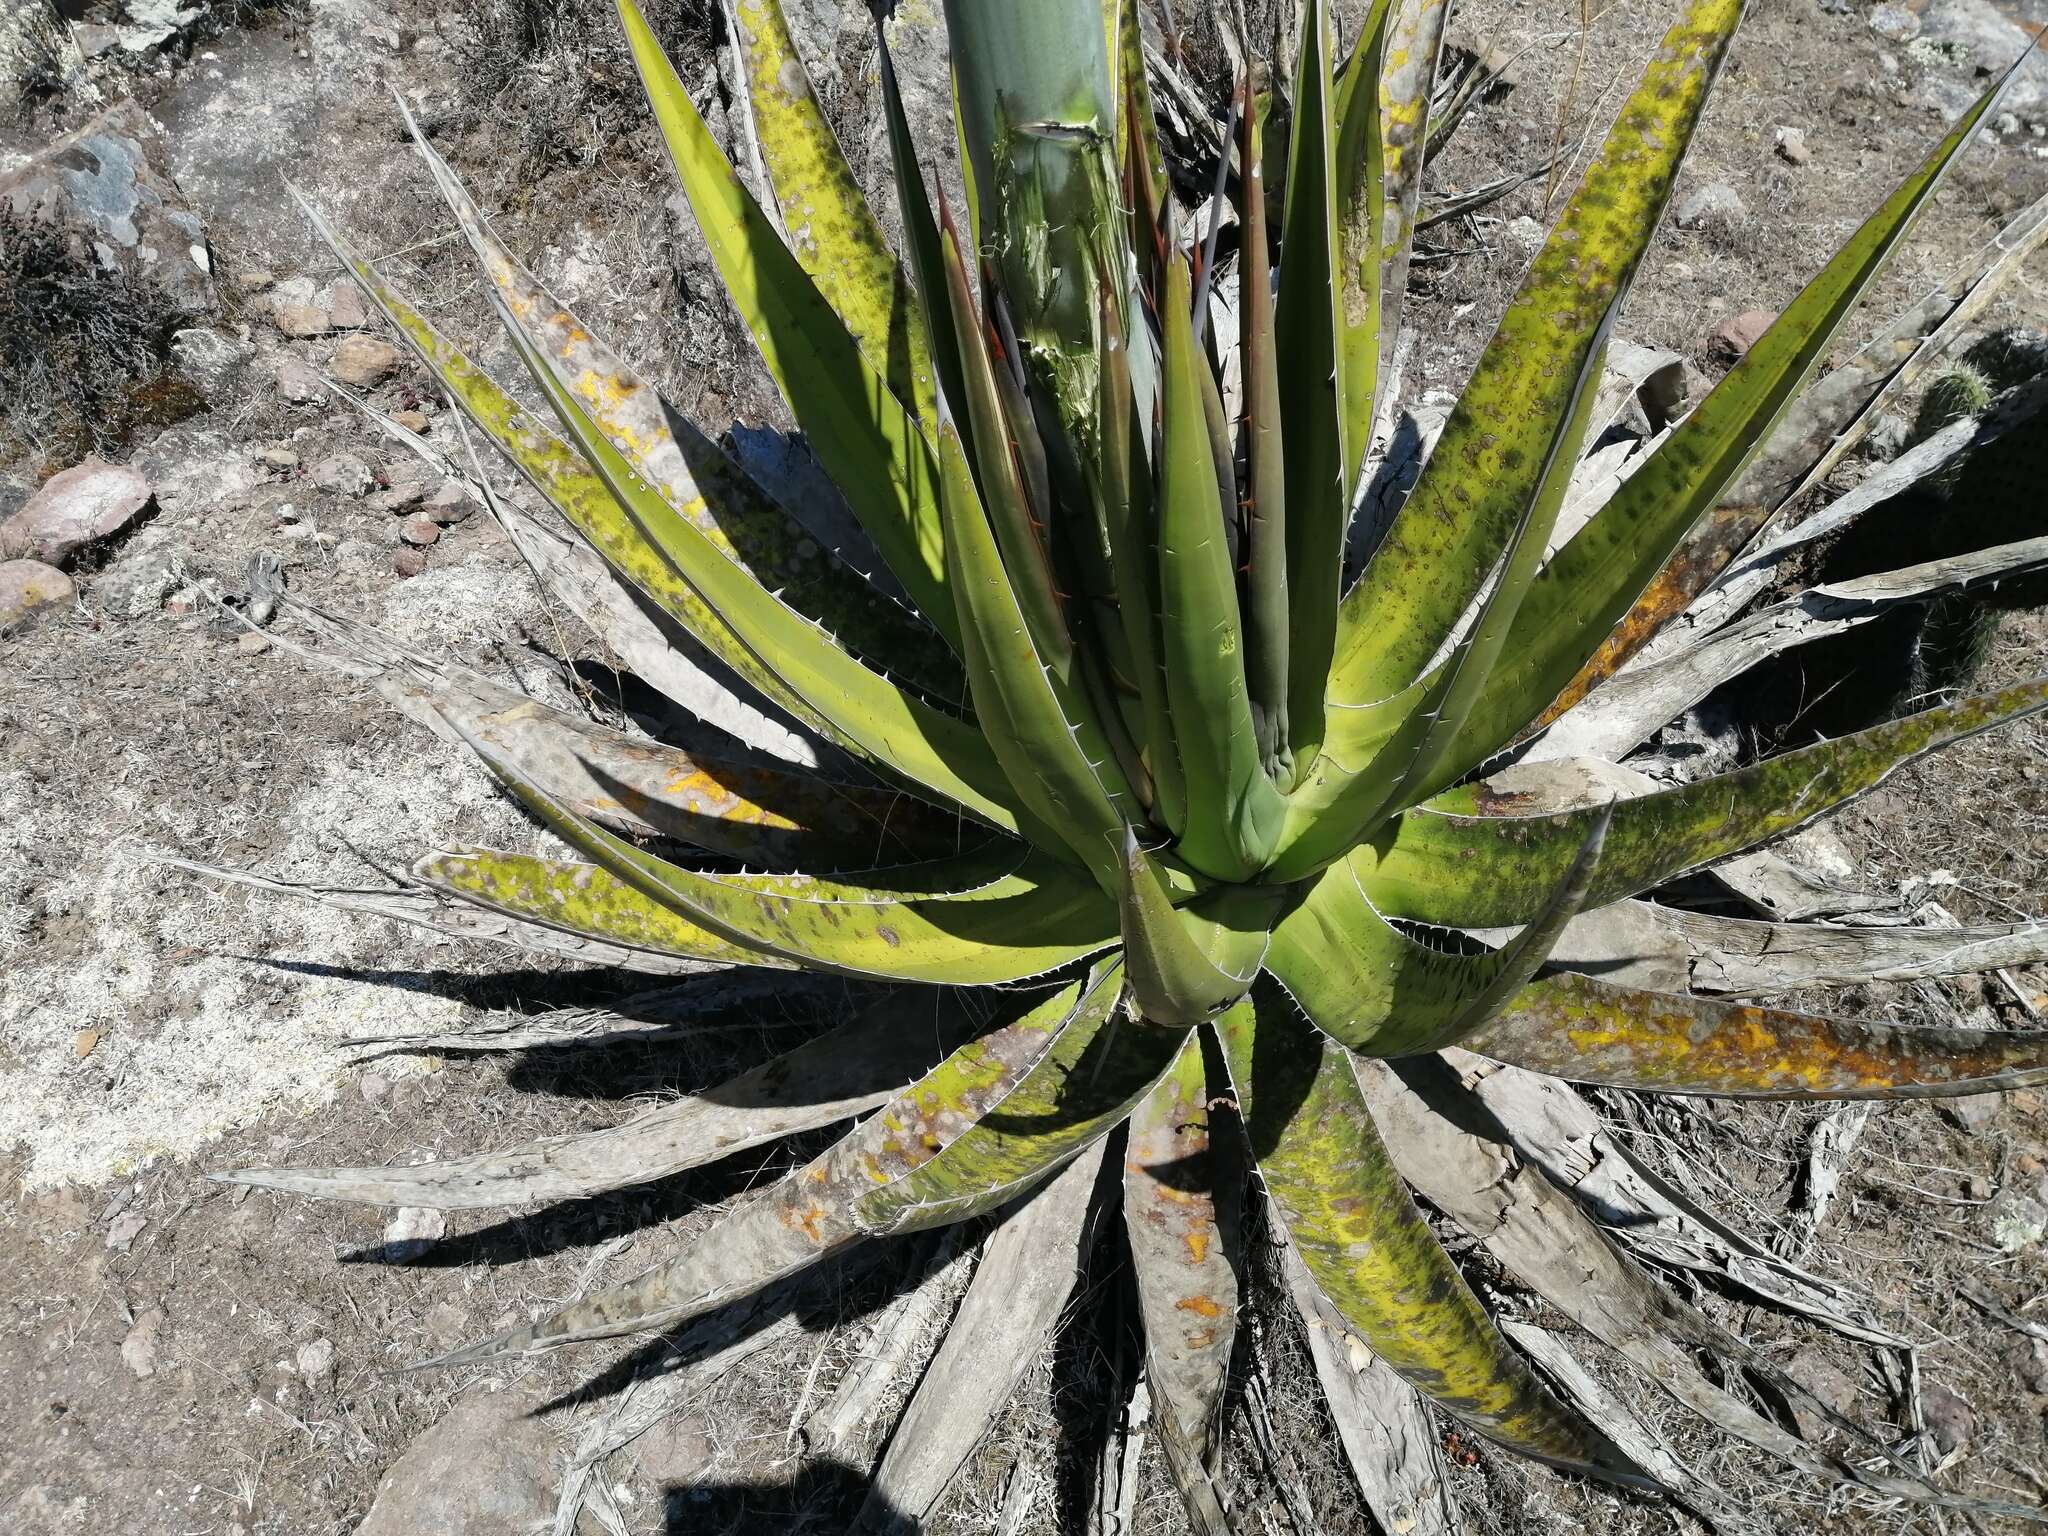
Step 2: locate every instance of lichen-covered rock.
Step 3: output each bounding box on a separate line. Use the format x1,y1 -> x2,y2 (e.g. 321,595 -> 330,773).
0,99 -> 214,316
354,1390 -> 560,1536
0,559 -> 74,627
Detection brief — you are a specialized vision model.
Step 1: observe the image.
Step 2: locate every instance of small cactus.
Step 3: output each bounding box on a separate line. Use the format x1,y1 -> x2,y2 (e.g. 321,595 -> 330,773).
1962,325 -> 2048,393
1910,360 -> 1992,446
1739,333 -> 2047,738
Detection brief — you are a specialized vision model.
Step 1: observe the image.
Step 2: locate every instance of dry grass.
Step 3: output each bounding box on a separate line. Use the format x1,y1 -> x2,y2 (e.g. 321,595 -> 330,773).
0,209 -> 196,475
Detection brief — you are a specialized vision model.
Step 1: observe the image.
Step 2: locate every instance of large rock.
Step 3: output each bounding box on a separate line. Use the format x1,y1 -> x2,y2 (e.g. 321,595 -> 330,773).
355,1390 -> 560,1536
0,560 -> 74,627
0,460 -> 153,567
0,99 -> 214,315
1915,0 -> 2048,123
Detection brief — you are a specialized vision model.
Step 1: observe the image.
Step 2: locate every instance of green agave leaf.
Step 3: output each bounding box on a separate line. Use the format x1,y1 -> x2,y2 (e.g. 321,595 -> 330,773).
857,959 -> 1186,1231
1466,973 -> 2048,1100
500,311 -> 1049,839
1265,808 -> 1603,1056
394,112 -> 962,705
301,204 -> 1027,836
616,0 -> 950,628
1123,1036 -> 1239,1534
1117,832 -> 1274,1025
461,719 -> 1118,984
937,421 -> 1134,891
1272,310 -> 1617,881
1362,677 -> 2048,928
427,975 -> 1092,1363
1329,0 -> 1741,713
1273,0 -> 1347,771
1217,992 -> 1644,1482
1493,52 -> 2026,739
729,0 -> 936,430
415,847 -> 787,970
1158,256 -> 1283,881
1096,284 -> 1186,832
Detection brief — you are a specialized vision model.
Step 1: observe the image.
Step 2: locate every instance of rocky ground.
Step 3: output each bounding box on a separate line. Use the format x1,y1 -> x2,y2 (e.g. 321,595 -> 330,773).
3,0 -> 2048,1532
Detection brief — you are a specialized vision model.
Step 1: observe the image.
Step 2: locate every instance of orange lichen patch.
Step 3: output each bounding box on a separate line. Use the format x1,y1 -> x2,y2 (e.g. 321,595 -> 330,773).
1185,1230 -> 1211,1264
1469,971 -> 2048,1099
1175,1294 -> 1224,1319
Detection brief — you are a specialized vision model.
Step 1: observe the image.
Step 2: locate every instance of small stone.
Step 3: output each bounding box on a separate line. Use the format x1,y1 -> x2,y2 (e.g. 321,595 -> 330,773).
1675,181 -> 1744,228
236,631 -> 271,656
422,481 -> 472,525
1868,3 -> 1919,41
1922,1382 -> 1975,1455
368,482 -> 429,513
1938,1091 -> 2002,1132
332,335 -> 403,388
1,460 -> 155,568
106,1210 -> 147,1253
274,356 -> 325,403
1787,1349 -> 1861,1439
295,1337 -> 336,1388
394,548 -> 430,578
399,515 -> 442,547
236,269 -> 276,292
92,530 -> 190,618
121,1307 -> 164,1379
272,303 -> 332,338
325,281 -> 370,331
1774,126 -> 1810,165
310,454 -> 372,496
74,22 -> 121,56
1503,214 -> 1544,255
381,1206 -> 447,1261
423,1300 -> 468,1350
1707,308 -> 1777,362
256,446 -> 300,471
2019,1337 -> 2048,1396
72,1029 -> 101,1059
1994,111 -> 2021,137
1991,1191 -> 2048,1252
0,561 -> 75,627
392,409 -> 430,433
360,1071 -> 392,1103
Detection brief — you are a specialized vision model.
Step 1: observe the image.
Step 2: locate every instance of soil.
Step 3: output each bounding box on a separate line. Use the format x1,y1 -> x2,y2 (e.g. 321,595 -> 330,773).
3,0 -> 2048,1533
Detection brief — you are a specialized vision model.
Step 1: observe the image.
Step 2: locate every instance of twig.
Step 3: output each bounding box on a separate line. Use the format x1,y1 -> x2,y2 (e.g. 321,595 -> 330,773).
1960,1283 -> 2048,1344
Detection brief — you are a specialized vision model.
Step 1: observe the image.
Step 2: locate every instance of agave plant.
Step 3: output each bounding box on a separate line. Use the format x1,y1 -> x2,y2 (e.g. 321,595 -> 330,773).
208,0 -> 2048,1525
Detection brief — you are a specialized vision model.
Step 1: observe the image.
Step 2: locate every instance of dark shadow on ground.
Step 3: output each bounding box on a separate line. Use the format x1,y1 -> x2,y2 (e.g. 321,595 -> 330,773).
665,1455 -> 922,1534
